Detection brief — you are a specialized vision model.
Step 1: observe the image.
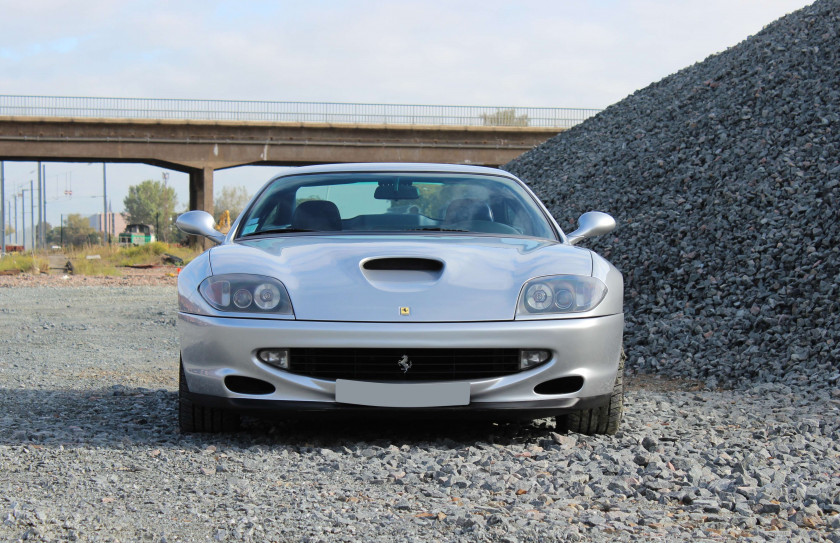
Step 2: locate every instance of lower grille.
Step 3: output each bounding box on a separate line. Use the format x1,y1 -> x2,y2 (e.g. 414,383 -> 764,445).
288,348 -> 520,381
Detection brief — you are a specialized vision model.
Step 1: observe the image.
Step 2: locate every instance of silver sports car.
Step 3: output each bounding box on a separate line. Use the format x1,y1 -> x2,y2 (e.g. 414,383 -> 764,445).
176,163 -> 624,434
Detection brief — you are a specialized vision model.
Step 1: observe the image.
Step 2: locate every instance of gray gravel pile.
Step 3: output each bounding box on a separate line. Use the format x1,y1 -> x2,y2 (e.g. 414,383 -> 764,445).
2,287 -> 839,541
506,0 -> 840,391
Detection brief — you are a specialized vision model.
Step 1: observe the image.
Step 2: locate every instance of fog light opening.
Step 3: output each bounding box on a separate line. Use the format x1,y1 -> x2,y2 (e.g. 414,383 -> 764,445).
224,376 -> 276,395
520,349 -> 551,370
257,348 -> 290,370
534,376 -> 584,395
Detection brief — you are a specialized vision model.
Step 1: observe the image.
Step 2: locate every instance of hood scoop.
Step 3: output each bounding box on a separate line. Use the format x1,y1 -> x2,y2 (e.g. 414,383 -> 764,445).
363,257 -> 444,272
361,257 -> 444,292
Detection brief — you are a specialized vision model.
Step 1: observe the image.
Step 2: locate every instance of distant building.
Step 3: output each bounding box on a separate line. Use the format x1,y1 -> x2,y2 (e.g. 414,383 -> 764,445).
89,212 -> 127,241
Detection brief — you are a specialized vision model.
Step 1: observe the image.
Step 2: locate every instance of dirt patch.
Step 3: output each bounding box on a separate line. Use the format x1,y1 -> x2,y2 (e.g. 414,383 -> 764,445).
0,267 -> 179,288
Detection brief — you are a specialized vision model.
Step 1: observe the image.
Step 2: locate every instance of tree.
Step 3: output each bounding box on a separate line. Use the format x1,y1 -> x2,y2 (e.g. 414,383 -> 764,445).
123,180 -> 178,242
214,185 -> 251,222
60,214 -> 99,247
45,224 -> 61,245
480,108 -> 529,127
36,222 -> 52,245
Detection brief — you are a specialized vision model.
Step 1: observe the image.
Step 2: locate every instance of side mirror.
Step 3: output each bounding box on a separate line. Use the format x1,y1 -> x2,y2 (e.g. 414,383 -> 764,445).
566,211 -> 615,245
176,211 -> 225,244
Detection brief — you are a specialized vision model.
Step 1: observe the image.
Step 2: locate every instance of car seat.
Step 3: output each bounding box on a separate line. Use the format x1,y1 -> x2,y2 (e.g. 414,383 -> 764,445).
291,200 -> 342,231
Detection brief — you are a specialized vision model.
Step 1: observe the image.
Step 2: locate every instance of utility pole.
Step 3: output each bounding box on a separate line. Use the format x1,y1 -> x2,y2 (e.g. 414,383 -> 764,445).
37,161 -> 42,250
1,161 -> 5,255
41,163 -> 47,247
3,199 -> 8,251
21,190 -> 26,250
14,195 -> 18,244
30,180 -> 34,252
102,163 -> 108,245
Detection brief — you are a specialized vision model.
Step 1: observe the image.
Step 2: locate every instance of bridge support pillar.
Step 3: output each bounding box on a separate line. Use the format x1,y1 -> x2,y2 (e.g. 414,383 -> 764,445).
188,166 -> 215,248
188,166 -> 214,215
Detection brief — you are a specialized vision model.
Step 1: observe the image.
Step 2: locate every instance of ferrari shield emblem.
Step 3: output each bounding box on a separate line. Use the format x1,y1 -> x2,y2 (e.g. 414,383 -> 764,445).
400,306 -> 410,316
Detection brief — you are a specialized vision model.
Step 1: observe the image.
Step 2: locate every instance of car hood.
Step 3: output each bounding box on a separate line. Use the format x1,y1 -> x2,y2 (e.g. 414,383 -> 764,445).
209,235 -> 593,322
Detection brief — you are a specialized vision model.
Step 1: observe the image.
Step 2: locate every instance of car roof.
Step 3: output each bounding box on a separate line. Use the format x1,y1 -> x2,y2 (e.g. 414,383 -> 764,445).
271,162 -> 520,179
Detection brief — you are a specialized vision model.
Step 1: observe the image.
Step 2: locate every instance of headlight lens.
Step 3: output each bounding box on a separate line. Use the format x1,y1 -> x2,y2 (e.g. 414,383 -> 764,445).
199,274 -> 293,315
233,288 -> 253,308
517,275 -> 607,316
253,283 -> 282,310
524,283 -> 553,311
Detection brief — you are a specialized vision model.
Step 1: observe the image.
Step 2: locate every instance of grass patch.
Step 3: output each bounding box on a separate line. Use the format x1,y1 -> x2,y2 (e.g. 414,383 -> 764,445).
64,256 -> 121,276
65,242 -> 201,274
114,241 -> 196,267
0,254 -> 50,273
1,243 -> 201,276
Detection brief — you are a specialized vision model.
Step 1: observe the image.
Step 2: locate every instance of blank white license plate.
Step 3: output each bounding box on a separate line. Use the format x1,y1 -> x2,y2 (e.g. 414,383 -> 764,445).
335,380 -> 470,408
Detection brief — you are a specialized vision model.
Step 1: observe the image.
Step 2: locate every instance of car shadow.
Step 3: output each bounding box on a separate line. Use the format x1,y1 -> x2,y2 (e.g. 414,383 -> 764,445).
0,386 -> 560,450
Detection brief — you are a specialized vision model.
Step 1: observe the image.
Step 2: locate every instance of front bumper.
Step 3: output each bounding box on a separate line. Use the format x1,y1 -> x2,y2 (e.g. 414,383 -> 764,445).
179,391 -> 613,421
179,313 -> 623,414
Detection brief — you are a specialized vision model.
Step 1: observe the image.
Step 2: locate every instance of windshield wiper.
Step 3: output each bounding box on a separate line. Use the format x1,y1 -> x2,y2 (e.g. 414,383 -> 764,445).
408,227 -> 469,232
241,228 -> 315,237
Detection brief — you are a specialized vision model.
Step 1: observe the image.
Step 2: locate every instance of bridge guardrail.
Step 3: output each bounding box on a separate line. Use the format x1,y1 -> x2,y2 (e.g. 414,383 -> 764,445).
0,95 -> 600,129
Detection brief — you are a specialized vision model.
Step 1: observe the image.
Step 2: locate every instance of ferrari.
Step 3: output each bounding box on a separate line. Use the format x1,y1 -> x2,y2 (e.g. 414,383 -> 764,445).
175,163 -> 624,434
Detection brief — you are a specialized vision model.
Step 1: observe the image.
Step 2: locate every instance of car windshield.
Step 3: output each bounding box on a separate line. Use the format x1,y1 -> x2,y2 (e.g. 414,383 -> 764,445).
236,172 -> 557,240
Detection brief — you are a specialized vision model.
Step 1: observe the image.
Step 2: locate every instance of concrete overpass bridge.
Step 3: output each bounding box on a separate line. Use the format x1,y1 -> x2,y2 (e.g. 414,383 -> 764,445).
0,95 -> 599,218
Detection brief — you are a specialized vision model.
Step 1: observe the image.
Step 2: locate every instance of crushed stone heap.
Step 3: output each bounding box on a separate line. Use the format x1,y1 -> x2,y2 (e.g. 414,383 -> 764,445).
505,0 -> 840,391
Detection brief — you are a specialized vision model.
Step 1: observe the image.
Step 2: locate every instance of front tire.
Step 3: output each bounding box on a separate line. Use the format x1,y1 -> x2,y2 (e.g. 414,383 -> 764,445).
557,348 -> 624,436
179,359 -> 240,433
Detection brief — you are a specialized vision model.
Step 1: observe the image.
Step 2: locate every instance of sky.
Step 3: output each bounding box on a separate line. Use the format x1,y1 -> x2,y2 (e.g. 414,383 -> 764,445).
1,0 -> 814,240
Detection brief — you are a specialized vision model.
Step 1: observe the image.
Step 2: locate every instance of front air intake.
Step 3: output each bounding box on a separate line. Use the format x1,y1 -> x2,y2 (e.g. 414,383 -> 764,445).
289,348 -> 520,381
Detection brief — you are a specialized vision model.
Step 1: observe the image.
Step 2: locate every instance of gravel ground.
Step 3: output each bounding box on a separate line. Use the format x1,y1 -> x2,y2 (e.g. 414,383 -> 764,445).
1,285 -> 838,542
4,3 -> 840,538
0,268 -> 179,289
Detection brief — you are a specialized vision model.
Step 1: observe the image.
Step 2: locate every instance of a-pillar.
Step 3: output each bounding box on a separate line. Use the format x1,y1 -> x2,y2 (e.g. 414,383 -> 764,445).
188,166 -> 215,248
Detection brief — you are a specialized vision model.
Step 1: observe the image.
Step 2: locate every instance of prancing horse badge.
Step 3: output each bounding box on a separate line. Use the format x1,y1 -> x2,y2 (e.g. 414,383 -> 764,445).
400,306 -> 410,316
398,355 -> 412,373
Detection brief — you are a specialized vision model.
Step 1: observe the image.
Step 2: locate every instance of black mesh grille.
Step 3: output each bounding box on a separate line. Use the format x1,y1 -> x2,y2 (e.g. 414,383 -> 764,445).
288,348 -> 520,381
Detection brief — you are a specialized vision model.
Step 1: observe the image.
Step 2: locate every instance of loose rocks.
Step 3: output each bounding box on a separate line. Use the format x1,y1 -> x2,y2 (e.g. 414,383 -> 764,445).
1,287 -> 838,541
506,0 -> 840,393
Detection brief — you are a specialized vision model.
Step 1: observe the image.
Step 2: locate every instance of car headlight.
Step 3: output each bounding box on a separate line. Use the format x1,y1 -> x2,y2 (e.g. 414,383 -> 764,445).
517,275 -> 607,316
199,274 -> 294,315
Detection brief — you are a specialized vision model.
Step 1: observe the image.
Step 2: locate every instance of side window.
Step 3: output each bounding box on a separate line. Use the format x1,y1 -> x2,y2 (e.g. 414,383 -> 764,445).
246,189 -> 294,231
494,197 -> 535,236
